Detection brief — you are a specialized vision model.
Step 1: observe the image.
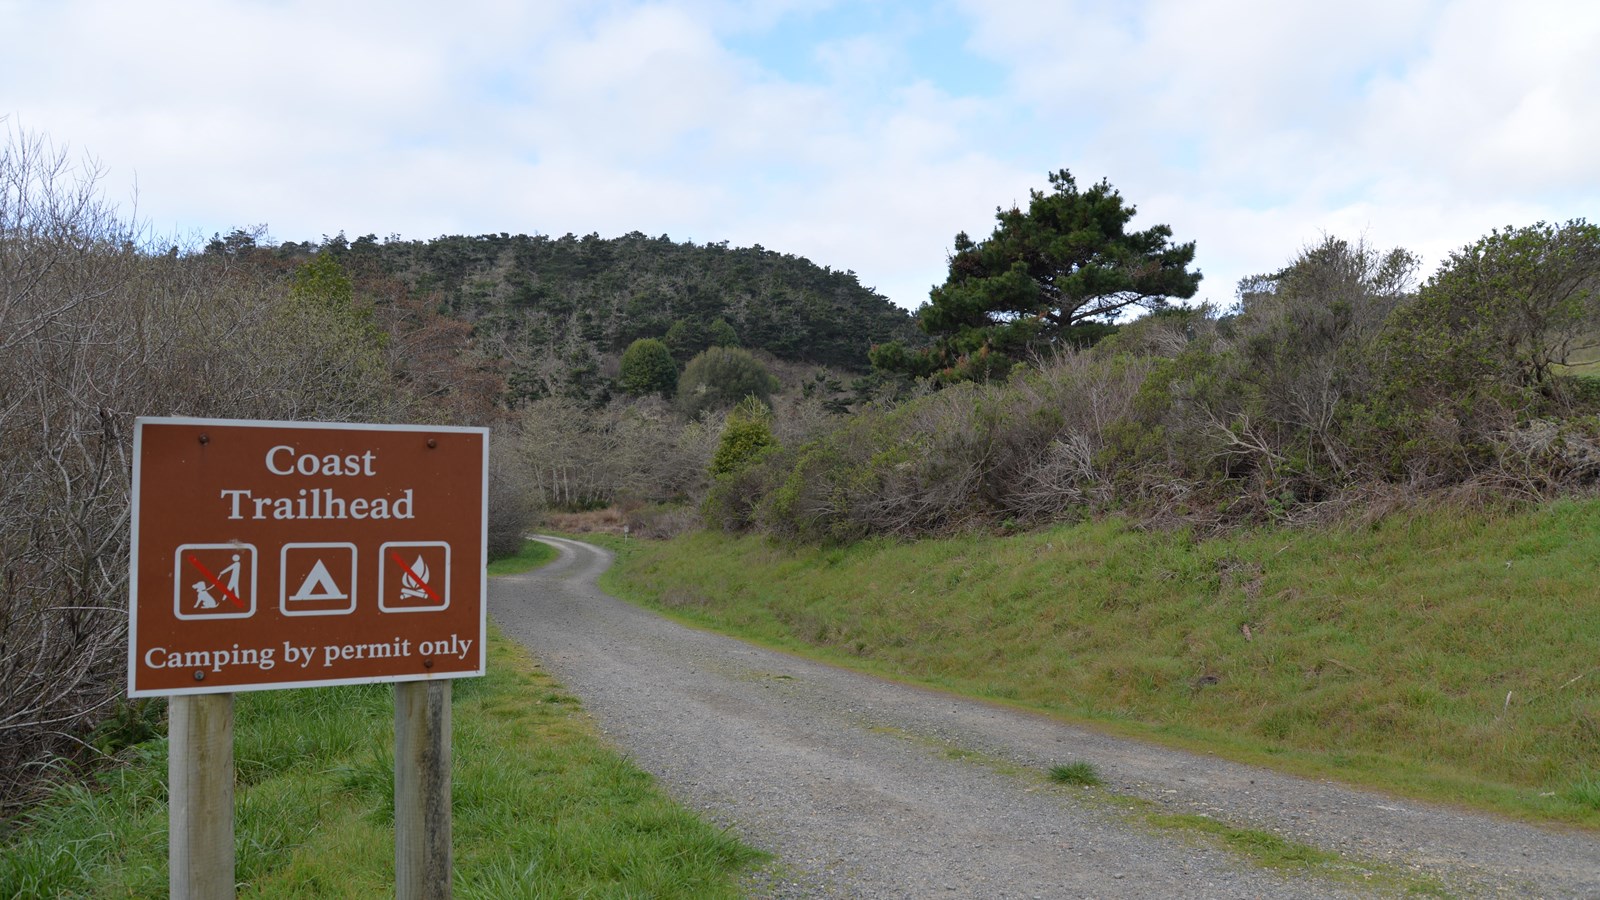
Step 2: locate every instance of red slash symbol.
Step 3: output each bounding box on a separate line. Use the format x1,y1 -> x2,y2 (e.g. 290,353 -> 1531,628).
187,554 -> 247,610
389,551 -> 442,603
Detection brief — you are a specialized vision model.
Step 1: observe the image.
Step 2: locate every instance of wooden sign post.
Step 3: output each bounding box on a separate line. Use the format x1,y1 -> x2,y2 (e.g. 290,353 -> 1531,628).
169,694 -> 235,899
396,681 -> 452,900
130,417 -> 488,899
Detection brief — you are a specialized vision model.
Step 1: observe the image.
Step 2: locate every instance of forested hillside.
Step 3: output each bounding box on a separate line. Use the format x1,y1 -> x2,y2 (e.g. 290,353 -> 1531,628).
237,229 -> 921,405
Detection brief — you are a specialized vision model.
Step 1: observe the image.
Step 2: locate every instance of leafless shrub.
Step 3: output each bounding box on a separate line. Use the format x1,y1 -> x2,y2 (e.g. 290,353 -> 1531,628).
0,129 -> 146,808
516,395 -> 717,510
487,436 -> 539,559
994,348 -> 1151,521
0,126 -> 401,810
624,504 -> 699,539
769,393 -> 841,447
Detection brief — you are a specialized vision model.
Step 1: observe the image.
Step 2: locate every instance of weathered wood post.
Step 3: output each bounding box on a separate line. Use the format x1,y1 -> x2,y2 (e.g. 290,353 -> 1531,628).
169,693 -> 236,900
395,680 -> 452,900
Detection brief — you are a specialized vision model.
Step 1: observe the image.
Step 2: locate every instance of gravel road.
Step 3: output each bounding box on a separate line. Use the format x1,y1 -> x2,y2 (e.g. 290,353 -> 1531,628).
489,536 -> 1600,898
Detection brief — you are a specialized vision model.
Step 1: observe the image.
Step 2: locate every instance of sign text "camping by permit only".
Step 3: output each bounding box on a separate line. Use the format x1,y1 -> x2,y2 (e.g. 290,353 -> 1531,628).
129,418 -> 488,697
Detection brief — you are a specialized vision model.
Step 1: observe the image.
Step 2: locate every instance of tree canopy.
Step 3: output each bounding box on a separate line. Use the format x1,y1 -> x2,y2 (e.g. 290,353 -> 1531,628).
1383,219 -> 1600,398
676,346 -> 779,418
284,230 -> 919,405
873,169 -> 1201,382
618,337 -> 678,397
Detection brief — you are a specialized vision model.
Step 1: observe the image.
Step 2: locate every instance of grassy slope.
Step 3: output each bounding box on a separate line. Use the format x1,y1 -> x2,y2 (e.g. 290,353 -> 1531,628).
597,501 -> 1600,828
1,540 -> 760,898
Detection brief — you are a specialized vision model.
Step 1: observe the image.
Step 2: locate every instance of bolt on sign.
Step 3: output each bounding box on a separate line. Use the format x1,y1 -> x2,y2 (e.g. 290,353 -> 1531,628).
129,418 -> 488,697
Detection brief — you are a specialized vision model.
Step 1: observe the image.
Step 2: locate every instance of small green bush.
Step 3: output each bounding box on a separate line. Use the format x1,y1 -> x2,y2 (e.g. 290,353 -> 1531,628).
619,338 -> 678,397
710,404 -> 777,478
1048,761 -> 1104,786
703,401 -> 781,531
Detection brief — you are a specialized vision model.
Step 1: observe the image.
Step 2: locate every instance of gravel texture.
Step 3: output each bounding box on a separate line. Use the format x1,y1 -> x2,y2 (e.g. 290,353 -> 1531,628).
489,536 -> 1600,898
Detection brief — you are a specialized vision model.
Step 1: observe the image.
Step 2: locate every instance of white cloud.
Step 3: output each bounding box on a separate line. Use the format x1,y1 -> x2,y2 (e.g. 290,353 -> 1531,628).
953,0 -> 1600,304
4,0 -> 1596,310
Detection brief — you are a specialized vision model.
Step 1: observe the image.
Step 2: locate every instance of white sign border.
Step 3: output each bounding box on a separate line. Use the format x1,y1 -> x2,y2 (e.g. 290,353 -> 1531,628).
129,416 -> 490,698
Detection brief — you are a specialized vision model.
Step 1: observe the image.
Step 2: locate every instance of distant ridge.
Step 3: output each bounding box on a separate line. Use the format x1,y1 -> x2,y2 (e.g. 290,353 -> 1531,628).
270,230 -> 923,404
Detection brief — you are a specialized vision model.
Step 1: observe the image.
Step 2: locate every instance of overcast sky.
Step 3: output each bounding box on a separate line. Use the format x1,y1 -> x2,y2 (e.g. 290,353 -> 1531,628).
5,0 -> 1597,311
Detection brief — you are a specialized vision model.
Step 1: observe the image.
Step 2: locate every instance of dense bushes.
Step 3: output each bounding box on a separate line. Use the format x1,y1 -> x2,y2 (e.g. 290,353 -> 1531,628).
704,230 -> 1600,540
1370,221 -> 1600,484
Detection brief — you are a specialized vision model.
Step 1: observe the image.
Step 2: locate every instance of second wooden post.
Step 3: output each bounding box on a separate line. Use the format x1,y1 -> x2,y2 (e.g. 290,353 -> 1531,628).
395,680 -> 452,900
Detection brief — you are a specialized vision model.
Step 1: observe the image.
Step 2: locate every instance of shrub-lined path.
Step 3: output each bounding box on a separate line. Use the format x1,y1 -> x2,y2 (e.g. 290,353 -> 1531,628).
490,537 -> 1599,898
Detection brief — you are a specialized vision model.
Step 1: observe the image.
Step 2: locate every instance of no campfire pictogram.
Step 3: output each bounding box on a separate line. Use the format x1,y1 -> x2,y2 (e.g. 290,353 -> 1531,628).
379,541 -> 450,612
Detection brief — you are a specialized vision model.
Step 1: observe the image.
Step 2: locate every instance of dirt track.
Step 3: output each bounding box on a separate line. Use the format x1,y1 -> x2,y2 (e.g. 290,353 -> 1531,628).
489,536 -> 1600,898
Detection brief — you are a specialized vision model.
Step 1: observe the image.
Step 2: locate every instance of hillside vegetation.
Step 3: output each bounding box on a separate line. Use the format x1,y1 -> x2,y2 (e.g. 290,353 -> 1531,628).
600,500 -> 1600,826
229,227 -> 920,405
705,226 -> 1600,540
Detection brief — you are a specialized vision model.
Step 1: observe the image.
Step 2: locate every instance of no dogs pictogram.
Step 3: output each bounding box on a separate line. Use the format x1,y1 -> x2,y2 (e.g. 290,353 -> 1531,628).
175,544 -> 257,620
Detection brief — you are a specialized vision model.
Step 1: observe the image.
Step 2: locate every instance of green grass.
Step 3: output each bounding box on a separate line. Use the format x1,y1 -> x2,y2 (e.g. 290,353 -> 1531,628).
0,540 -> 760,897
1126,800 -> 1446,893
1141,810 -> 1336,869
1048,762 -> 1103,787
595,501 -> 1600,829
486,538 -> 558,576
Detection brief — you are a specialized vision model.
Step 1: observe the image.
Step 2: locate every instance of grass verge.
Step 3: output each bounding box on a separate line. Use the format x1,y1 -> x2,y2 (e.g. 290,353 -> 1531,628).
591,501 -> 1600,829
1,540 -> 760,898
486,538 -> 558,576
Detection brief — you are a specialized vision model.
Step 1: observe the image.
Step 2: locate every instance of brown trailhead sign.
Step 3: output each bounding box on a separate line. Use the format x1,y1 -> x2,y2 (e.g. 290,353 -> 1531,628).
129,417 -> 488,697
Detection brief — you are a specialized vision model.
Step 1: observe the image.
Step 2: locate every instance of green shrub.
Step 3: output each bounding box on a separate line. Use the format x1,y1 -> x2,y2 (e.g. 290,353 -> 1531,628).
676,347 -> 780,418
710,402 -> 777,478
619,338 -> 678,397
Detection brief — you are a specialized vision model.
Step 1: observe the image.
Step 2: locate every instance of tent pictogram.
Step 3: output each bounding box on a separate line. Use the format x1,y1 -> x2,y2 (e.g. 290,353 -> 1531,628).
291,559 -> 347,602
279,543 -> 358,616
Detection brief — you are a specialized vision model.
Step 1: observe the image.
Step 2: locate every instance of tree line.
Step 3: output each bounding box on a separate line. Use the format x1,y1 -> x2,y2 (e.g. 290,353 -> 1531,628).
225,226 -> 922,407
704,172 -> 1600,540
